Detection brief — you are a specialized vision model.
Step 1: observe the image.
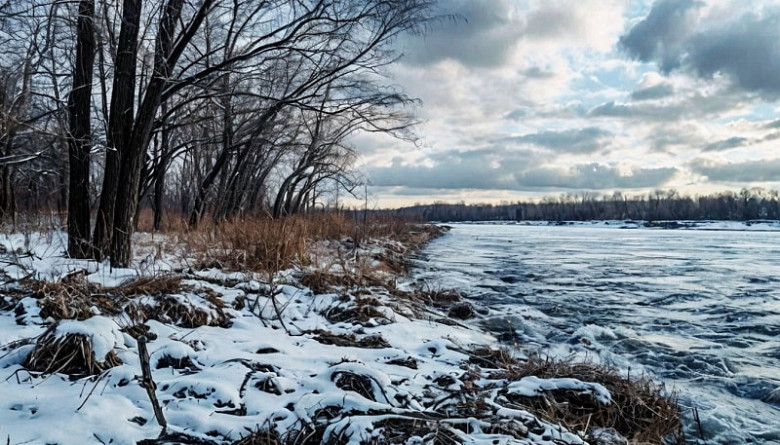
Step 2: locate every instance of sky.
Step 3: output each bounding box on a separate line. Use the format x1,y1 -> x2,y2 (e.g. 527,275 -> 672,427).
350,0 -> 780,208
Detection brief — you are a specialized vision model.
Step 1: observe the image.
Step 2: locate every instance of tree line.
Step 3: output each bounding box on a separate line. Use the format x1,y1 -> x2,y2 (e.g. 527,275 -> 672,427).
391,188 -> 780,222
0,0 -> 436,266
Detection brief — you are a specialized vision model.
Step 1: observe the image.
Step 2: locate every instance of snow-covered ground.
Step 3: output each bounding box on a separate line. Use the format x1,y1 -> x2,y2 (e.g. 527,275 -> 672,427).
413,223 -> 780,444
0,229 -> 636,445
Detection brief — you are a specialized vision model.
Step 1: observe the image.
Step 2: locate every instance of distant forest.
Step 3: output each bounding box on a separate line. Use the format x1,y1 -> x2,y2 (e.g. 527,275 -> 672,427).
389,188 -> 780,222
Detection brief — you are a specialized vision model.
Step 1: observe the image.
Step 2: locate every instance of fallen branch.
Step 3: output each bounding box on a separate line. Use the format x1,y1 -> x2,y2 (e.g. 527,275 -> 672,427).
137,335 -> 167,432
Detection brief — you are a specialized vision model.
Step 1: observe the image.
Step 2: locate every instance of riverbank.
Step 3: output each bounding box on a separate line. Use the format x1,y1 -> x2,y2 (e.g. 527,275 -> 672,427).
0,216 -> 683,444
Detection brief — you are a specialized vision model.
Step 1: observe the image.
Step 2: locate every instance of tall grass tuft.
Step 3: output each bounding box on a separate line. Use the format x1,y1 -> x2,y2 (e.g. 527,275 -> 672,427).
167,212 -> 433,275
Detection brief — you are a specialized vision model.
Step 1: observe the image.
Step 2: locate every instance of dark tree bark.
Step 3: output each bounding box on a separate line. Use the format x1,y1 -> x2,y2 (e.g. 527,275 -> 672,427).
152,101 -> 171,231
66,0 -> 96,258
110,0 -> 212,266
92,0 -> 142,260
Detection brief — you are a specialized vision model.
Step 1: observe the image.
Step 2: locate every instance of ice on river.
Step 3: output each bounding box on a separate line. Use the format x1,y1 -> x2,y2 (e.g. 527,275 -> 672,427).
413,222 -> 780,444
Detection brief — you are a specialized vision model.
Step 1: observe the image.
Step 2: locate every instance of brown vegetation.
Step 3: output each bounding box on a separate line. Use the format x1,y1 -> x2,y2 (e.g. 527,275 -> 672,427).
24,328 -> 122,376
487,352 -> 684,444
309,330 -> 390,349
169,213 -> 438,277
30,276 -> 183,321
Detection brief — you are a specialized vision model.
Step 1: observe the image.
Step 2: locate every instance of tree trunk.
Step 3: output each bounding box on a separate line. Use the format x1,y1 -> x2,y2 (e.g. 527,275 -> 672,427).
153,105 -> 170,231
0,164 -> 12,220
93,0 -> 142,260
66,0 -> 96,258
110,0 -> 186,266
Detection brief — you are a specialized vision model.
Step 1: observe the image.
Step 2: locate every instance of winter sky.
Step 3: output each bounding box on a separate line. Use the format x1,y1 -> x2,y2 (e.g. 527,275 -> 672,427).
352,0 -> 780,208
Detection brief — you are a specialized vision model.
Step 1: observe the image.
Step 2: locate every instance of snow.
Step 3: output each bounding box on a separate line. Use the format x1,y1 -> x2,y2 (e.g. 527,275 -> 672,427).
506,376 -> 612,405
55,316 -> 126,358
1,228 -> 603,445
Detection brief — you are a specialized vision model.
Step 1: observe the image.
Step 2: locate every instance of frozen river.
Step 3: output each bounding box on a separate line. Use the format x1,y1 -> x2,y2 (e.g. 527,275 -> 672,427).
413,222 -> 780,444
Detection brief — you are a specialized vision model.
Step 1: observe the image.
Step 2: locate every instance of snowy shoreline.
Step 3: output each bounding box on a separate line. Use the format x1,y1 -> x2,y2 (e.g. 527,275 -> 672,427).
1,225 -> 682,444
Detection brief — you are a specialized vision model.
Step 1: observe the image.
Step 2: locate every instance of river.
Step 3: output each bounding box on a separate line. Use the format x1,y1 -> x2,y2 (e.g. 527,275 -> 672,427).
413,222 -> 780,444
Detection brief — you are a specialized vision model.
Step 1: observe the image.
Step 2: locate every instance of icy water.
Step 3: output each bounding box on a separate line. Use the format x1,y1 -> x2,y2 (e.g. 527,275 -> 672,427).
414,223 -> 780,444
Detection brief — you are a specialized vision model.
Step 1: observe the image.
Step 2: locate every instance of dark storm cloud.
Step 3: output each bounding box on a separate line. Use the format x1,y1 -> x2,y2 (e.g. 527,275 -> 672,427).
621,2 -> 780,95
690,158 -> 780,182
702,136 -> 748,152
619,0 -> 701,72
400,0 -> 520,67
500,127 -> 613,154
630,83 -> 674,101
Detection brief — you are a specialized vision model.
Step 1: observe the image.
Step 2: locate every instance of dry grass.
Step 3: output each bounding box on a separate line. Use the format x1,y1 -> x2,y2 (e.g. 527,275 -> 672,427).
113,275 -> 184,296
385,286 -> 464,318
331,370 -> 378,402
232,429 -> 285,445
323,294 -> 392,326
299,267 -> 389,294
27,276 -> 184,321
147,211 -> 441,276
309,330 -> 390,349
22,276 -> 229,329
184,217 -> 311,274
31,281 -> 113,320
24,328 -> 122,376
124,291 -> 230,328
493,354 -> 684,444
299,269 -> 349,294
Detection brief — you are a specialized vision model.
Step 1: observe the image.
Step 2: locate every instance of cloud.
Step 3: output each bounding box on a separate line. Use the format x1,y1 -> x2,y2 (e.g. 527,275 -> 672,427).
522,67 -> 556,79
500,127 -> 613,154
643,122 -> 710,152
765,119 -> 780,129
400,0 -> 522,68
620,1 -> 780,95
619,0 -> 702,72
367,149 -> 538,190
589,101 -> 633,117
522,6 -> 581,40
630,83 -> 675,101
401,0 -> 625,69
690,158 -> 780,182
588,83 -> 749,122
686,11 -> 780,94
368,146 -> 678,192
702,136 -> 748,152
517,163 -> 678,189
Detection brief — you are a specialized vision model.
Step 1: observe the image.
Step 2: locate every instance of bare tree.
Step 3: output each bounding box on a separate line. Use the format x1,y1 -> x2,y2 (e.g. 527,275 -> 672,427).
185,0 -> 432,227
0,0 -> 70,224
66,0 -> 95,257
